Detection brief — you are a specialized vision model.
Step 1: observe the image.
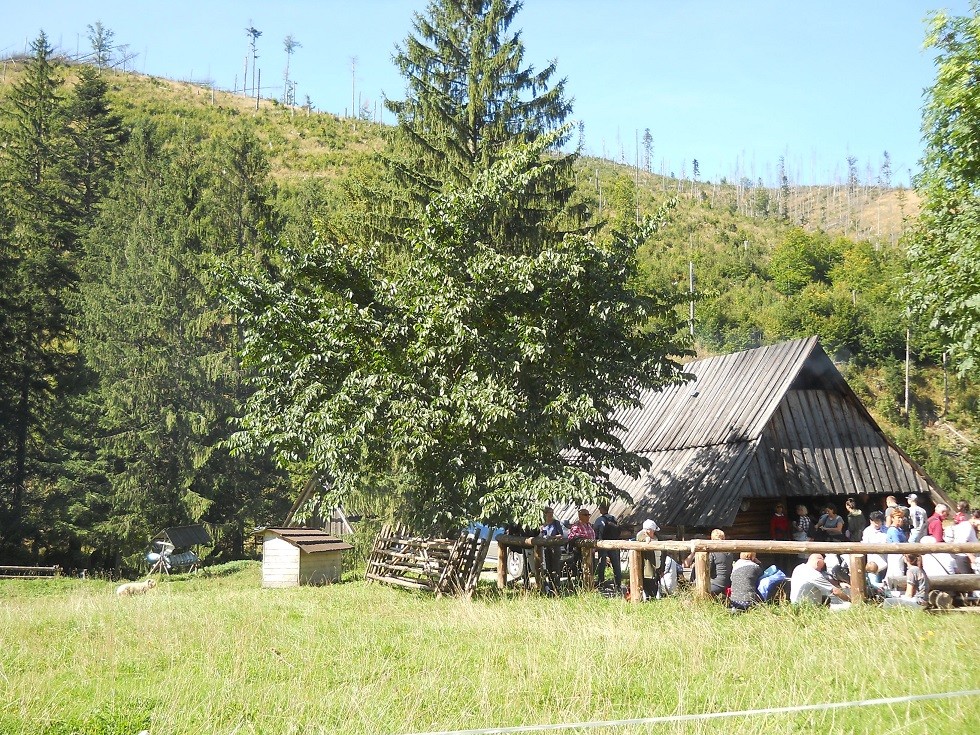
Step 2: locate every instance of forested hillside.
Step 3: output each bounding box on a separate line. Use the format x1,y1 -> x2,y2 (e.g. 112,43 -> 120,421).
1,35 -> 976,571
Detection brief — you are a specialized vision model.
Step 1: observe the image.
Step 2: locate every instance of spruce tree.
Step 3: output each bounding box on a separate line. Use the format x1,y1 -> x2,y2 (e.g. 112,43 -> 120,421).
79,124 -> 289,559
383,0 -> 581,253
65,66 -> 125,218
0,33 -> 82,552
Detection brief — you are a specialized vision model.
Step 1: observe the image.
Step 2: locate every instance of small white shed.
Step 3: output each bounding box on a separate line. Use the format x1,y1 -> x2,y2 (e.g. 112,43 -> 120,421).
258,527 -> 354,587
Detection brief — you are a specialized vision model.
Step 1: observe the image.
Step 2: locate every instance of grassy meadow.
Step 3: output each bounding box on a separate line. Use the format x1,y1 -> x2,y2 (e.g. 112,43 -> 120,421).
1,562 -> 978,735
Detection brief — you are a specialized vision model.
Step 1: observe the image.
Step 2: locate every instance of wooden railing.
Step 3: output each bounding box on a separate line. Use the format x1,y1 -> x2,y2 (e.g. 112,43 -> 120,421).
494,536 -> 980,605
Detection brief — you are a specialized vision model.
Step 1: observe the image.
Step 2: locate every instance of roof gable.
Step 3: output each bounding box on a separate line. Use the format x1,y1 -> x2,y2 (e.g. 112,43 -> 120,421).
614,337 -> 819,452
152,525 -> 212,548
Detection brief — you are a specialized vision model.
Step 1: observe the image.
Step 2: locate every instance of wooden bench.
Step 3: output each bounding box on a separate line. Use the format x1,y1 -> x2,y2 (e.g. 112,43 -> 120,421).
0,565 -> 61,579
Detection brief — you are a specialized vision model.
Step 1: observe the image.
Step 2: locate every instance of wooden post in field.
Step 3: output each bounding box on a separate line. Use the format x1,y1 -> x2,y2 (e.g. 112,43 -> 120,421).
533,544 -> 545,594
496,541 -> 507,590
581,542 -> 594,591
694,551 -> 711,600
849,554 -> 866,605
629,549 -> 643,604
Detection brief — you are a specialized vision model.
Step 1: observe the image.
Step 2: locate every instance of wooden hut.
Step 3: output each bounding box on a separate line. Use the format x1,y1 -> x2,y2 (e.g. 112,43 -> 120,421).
561,337 -> 952,539
258,527 -> 353,587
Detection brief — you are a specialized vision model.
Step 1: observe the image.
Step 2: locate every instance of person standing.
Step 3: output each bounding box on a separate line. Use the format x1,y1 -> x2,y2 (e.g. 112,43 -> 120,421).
539,507 -> 565,593
845,498 -> 866,541
862,511 -> 889,582
592,502 -> 622,590
927,504 -> 949,543
770,503 -> 790,541
949,511 -> 978,574
907,494 -> 928,543
792,505 -> 813,560
567,507 -> 596,582
885,508 -> 909,589
636,519 -> 663,600
815,504 -> 845,542
954,500 -> 971,524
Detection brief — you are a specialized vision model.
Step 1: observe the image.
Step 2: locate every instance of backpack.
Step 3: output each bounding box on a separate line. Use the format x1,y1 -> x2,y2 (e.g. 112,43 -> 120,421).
600,514 -> 621,540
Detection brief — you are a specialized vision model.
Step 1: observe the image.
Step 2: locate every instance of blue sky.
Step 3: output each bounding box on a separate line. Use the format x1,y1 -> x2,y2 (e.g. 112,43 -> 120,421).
3,1 -> 971,185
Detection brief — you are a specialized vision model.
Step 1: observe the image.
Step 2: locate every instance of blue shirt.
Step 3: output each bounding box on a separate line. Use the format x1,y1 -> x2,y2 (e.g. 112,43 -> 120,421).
886,526 -> 907,544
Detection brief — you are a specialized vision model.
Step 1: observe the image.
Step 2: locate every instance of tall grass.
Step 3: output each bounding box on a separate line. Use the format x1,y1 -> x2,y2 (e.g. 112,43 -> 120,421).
2,563 -> 978,734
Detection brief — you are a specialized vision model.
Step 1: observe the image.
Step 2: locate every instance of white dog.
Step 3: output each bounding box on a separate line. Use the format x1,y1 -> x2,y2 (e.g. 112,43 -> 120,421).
115,578 -> 157,597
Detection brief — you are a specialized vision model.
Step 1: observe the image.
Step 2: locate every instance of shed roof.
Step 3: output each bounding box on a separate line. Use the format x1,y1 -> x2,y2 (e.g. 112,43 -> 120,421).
152,524 -> 212,548
260,527 -> 354,554
569,338 -> 947,530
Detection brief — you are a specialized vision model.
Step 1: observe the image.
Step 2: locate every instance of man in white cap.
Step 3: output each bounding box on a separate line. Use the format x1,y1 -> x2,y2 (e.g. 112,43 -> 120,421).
908,494 -> 928,543
636,519 -> 663,600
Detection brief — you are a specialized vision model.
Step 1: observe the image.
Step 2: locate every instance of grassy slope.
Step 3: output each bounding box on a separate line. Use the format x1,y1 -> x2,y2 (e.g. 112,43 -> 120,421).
2,564 -> 979,735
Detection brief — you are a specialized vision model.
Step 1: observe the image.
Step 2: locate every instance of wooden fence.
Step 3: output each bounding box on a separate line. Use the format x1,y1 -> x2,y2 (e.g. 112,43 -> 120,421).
494,536 -> 980,605
0,565 -> 61,579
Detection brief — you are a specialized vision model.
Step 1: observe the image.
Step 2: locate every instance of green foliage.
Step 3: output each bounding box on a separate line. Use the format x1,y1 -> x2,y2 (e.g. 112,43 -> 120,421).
908,3 -> 980,374
768,228 -> 842,295
232,138 -> 688,531
78,121 -> 289,559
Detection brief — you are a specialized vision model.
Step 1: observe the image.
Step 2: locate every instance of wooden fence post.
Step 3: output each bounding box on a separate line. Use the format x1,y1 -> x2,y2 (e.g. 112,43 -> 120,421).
497,541 -> 508,590
849,554 -> 866,605
629,549 -> 643,604
533,544 -> 545,594
581,542 -> 594,591
694,551 -> 711,600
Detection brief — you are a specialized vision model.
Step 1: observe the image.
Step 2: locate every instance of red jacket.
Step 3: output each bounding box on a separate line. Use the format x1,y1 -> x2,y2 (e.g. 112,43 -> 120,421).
770,513 -> 790,540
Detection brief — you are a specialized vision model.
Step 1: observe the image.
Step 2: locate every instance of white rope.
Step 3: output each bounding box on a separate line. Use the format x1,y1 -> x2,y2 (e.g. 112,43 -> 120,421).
395,689 -> 980,735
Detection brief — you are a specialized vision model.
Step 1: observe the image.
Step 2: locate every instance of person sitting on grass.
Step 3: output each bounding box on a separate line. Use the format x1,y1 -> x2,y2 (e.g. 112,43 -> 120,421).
864,561 -> 889,602
708,529 -> 732,596
790,553 -> 850,606
729,552 -> 763,610
882,554 -> 929,610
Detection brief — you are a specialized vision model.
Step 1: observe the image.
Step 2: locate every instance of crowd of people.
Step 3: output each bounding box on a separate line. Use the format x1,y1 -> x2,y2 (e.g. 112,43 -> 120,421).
529,495 -> 980,610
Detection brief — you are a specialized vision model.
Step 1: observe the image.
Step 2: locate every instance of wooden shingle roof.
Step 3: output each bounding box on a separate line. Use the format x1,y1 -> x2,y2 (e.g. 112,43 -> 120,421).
576,337 -> 947,530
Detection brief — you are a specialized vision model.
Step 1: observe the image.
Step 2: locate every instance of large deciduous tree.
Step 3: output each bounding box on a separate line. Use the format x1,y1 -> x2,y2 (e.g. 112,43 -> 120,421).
907,4 -> 980,374
231,137 -> 688,531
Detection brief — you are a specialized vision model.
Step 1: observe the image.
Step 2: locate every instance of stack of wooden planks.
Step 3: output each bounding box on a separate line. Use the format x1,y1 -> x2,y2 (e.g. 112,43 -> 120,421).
365,524 -> 491,597
0,565 -> 61,579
